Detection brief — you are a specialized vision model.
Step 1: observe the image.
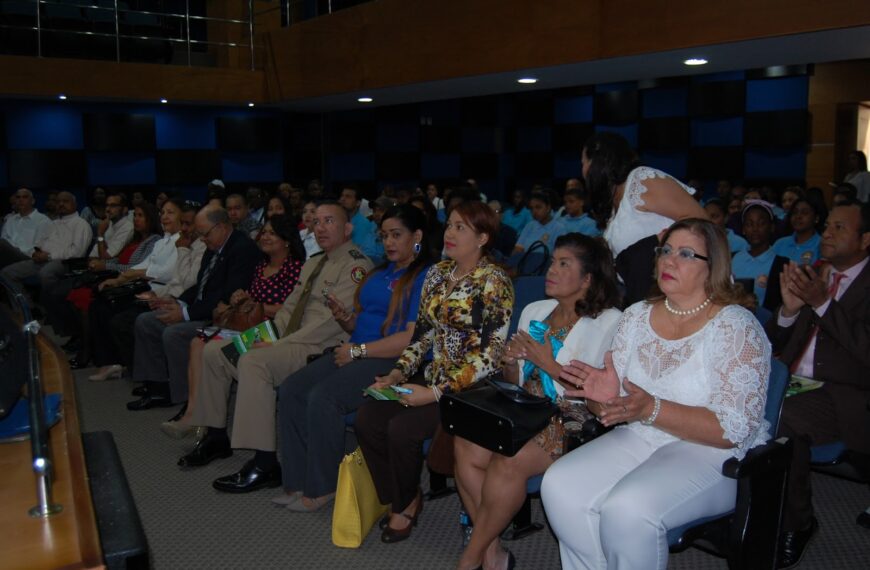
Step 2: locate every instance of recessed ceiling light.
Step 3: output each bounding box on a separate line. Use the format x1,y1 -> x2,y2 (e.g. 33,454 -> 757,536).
683,58 -> 708,66
517,78 -> 538,84
247,102 -> 255,107
160,98 -> 168,104
58,94 -> 67,100
357,97 -> 373,103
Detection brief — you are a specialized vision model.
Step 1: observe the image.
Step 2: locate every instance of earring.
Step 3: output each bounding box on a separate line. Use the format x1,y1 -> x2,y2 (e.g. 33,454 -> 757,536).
478,244 -> 482,249
413,242 -> 421,255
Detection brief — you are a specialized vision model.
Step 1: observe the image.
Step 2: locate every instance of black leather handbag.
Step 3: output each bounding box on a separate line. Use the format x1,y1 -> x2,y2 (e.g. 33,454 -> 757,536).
440,378 -> 558,457
97,280 -> 151,310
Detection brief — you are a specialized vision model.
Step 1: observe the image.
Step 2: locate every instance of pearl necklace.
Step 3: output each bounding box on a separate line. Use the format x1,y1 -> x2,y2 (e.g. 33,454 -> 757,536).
664,297 -> 711,316
449,264 -> 475,282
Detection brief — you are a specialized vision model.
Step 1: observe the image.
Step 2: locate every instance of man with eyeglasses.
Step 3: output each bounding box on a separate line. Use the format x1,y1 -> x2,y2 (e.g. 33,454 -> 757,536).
89,192 -> 133,260
0,188 -> 51,269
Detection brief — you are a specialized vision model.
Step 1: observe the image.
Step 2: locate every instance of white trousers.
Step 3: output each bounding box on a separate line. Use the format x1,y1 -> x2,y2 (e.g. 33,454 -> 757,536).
541,428 -> 736,570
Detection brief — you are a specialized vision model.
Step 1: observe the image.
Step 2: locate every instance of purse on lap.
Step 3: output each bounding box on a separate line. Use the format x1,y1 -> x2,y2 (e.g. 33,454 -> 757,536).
213,297 -> 265,332
332,447 -> 389,548
440,377 -> 558,457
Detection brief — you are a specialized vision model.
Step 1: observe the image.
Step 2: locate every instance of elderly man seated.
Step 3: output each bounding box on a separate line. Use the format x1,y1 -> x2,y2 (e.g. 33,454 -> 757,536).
179,201 -> 373,494
0,188 -> 50,269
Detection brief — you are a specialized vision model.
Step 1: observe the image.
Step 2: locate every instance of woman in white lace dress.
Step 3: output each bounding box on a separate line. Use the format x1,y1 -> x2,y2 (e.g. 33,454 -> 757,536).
583,132 -> 707,305
541,218 -> 772,570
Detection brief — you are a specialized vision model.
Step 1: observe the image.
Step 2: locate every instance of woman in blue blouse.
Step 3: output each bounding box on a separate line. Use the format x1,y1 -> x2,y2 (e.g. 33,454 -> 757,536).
273,205 -> 434,512
772,198 -> 822,265
501,189 -> 533,235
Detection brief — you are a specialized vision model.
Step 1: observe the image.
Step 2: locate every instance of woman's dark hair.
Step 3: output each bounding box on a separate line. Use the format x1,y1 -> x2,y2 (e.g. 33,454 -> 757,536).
704,198 -> 726,216
583,132 -> 641,230
450,200 -> 501,257
134,202 -> 161,240
353,204 -> 434,336
849,150 -> 868,172
553,233 -> 620,318
791,197 -> 826,233
265,213 -> 306,262
529,191 -> 552,209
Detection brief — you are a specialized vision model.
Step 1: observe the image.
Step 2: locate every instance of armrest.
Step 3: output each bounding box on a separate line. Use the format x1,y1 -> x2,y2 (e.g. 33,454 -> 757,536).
722,437 -> 791,479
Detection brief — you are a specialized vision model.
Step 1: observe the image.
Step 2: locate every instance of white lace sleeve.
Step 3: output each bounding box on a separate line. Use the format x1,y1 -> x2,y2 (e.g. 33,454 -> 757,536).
627,166 -> 695,209
704,306 -> 772,456
610,302 -> 643,379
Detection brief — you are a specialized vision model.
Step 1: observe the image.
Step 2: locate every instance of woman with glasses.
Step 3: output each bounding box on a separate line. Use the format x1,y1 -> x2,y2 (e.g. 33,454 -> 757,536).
583,132 -> 707,305
542,218 -> 771,570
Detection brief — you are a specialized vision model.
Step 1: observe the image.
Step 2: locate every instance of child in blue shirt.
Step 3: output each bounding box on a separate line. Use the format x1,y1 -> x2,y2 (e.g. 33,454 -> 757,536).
772,198 -> 822,265
704,199 -> 748,254
731,200 -> 786,310
501,189 -> 533,235
558,187 -> 601,238
513,191 -> 562,254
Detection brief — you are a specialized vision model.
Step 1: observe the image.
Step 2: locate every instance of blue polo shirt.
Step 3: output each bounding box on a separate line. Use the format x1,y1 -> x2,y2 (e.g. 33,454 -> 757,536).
772,232 -> 821,265
516,216 -> 562,252
350,210 -> 383,260
726,228 -> 749,254
502,207 -> 533,235
557,213 -> 601,238
350,262 -> 430,344
732,248 -> 777,306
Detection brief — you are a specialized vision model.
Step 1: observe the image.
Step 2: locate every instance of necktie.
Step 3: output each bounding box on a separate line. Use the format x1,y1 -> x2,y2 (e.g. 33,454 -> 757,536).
283,254 -> 328,336
196,253 -> 219,300
790,271 -> 844,374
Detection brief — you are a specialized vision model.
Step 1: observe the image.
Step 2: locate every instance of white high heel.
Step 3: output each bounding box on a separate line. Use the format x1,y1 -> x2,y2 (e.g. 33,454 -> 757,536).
88,364 -> 123,382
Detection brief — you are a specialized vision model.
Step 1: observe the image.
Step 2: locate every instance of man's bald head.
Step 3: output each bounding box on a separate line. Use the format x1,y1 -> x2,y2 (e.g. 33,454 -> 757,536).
196,205 -> 232,251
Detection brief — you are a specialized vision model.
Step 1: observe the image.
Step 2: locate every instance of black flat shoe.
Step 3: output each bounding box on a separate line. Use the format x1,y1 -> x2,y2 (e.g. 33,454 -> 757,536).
381,495 -> 423,544
777,517 -> 818,568
131,385 -> 148,397
126,394 -> 174,411
212,460 -> 282,493
177,434 -> 232,468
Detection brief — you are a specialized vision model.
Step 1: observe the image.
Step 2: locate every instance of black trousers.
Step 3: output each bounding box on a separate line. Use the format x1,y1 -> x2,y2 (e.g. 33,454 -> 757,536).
355,398 -> 439,513
89,297 -> 146,367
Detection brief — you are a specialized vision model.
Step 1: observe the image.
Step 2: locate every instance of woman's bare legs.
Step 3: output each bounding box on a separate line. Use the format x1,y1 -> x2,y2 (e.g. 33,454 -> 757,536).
179,336 -> 205,423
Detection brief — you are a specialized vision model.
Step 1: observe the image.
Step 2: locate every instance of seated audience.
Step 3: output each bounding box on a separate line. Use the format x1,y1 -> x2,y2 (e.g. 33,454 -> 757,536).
501,189 -> 533,235
299,200 -> 322,259
340,185 -> 383,260
355,201 -> 513,543
454,233 -> 621,570
512,191 -> 561,254
773,198 -> 823,265
89,192 -> 134,260
126,205 -> 263,411
1,191 -> 92,293
226,192 -> 262,238
206,180 -> 226,208
780,186 -> 803,216
161,214 -> 305,437
542,218 -> 770,570
44,190 -> 60,220
768,201 -> 870,567
558,186 -> 601,237
731,200 -> 787,311
80,187 -> 107,234
704,198 -> 748,254
265,194 -> 292,220
0,188 -> 50,269
409,194 -> 445,258
427,183 -> 445,212
273,205 -> 433,511
247,186 -> 266,225
833,183 -> 858,206
178,202 -> 373,496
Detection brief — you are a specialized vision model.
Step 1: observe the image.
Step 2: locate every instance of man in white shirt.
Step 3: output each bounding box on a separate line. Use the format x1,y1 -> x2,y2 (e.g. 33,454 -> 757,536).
1,191 -> 92,293
89,193 -> 133,260
0,188 -> 50,269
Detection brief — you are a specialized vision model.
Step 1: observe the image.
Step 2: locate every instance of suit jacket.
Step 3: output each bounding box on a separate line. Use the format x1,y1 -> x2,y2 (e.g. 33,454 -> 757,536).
765,260 -> 870,452
178,230 -> 263,321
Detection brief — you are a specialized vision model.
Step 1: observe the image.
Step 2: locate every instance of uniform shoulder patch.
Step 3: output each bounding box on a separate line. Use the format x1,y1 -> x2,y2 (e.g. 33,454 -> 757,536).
348,249 -> 366,260
350,266 -> 367,283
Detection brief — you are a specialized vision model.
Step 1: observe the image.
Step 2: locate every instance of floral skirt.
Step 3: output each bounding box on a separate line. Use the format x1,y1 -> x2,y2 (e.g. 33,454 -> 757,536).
526,377 -> 594,460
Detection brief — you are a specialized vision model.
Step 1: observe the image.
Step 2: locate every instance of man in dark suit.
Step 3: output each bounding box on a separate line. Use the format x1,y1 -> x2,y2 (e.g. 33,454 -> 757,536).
767,201 -> 870,568
126,205 -> 262,411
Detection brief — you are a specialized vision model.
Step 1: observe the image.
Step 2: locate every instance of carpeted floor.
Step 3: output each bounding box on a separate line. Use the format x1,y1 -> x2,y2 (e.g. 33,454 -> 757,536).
71,366 -> 870,569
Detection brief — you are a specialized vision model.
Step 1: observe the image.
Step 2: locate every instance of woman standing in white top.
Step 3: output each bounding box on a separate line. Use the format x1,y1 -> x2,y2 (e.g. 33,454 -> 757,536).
584,132 -> 707,305
541,218 -> 771,570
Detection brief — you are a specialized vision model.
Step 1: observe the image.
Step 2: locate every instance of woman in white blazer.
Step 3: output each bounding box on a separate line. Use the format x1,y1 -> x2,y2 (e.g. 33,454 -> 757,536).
454,233 -> 623,570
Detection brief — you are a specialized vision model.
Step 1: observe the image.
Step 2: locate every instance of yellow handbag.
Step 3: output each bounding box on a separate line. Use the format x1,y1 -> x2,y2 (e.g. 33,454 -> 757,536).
331,447 -> 390,548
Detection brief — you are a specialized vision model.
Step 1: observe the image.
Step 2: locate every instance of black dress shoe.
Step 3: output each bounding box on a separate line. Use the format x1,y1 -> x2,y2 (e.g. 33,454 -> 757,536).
126,394 -> 174,411
177,434 -> 232,468
212,460 -> 282,494
777,517 -> 818,568
131,385 -> 148,397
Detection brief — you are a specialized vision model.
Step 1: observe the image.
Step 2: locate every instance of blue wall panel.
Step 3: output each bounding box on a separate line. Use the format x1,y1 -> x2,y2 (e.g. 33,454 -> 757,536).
744,149 -> 806,180
421,153 -> 460,179
462,127 -> 499,152
377,125 -> 419,152
329,153 -> 375,181
642,88 -> 688,118
554,96 -> 594,124
745,77 -> 809,112
221,152 -> 283,182
7,103 -> 82,149
155,109 -> 216,149
553,152 -> 581,179
595,124 -> 638,148
641,151 -> 688,180
88,152 -> 156,185
516,126 -> 552,152
691,117 -> 743,146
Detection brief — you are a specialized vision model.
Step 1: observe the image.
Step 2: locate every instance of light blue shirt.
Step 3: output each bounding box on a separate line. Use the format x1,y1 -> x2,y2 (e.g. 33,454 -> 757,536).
516,216 -> 562,252
350,210 -> 383,260
502,207 -> 533,235
732,247 -> 777,306
726,228 -> 749,254
772,232 -> 821,265
557,213 -> 601,238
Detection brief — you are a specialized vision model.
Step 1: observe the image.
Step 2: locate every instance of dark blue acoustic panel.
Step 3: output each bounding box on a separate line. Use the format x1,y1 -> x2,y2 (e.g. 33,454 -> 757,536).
746,77 -> 808,112
7,104 -> 82,149
217,117 -> 281,151
377,125 -> 419,152
691,117 -> 743,147
744,149 -> 806,180
377,152 -> 419,180
155,109 -> 216,149
516,126 -> 552,152
462,127 -> 500,153
221,152 -> 283,182
553,152 -> 581,179
421,153 -> 460,179
642,87 -> 688,118
329,153 -> 375,181
554,96 -> 594,124
641,151 -> 688,180
8,150 -> 87,188
595,124 -> 638,148
87,152 -> 156,185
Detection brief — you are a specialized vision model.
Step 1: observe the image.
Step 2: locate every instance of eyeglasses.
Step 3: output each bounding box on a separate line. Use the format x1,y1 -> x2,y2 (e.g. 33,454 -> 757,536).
654,244 -> 709,262
200,224 -> 220,240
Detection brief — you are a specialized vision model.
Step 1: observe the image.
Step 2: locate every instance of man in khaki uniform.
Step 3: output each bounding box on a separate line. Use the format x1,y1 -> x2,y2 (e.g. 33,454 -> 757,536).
179,202 -> 373,494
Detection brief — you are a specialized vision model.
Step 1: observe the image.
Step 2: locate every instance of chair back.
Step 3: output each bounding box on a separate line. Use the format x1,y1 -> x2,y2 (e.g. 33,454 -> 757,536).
513,241 -> 550,277
764,358 -> 789,437
508,276 -> 546,336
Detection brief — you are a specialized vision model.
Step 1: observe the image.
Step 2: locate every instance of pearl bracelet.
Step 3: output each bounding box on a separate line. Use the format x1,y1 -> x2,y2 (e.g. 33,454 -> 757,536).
431,384 -> 442,402
641,395 -> 661,425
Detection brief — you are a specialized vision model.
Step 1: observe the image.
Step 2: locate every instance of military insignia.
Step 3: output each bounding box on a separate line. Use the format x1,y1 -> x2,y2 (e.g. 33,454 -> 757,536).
348,249 -> 366,260
756,274 -> 768,289
800,250 -> 813,264
351,266 -> 367,283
